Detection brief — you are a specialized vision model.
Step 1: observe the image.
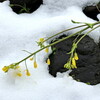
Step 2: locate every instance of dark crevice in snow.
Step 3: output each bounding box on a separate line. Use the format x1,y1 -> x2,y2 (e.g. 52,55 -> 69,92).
83,3 -> 100,21
0,0 -> 43,14
0,0 -> 5,2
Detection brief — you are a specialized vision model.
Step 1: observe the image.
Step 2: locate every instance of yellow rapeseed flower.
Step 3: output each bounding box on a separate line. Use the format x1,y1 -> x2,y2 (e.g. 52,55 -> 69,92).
16,72 -> 22,77
71,64 -> 77,69
74,65 -> 77,68
39,38 -> 44,42
74,52 -> 79,60
47,58 -> 50,65
72,58 -> 77,68
64,62 -> 71,69
34,61 -> 38,68
15,66 -> 20,69
72,58 -> 76,66
45,48 -> 49,53
26,70 -> 31,76
2,66 -> 9,72
29,57 -> 33,61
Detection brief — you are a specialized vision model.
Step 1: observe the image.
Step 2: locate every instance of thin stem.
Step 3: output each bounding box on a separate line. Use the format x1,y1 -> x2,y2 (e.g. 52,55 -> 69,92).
10,4 -> 24,9
93,21 -> 100,25
76,25 -> 100,45
22,50 -> 32,54
96,5 -> 100,12
25,60 -> 28,70
43,21 -> 100,42
16,26 -> 89,65
15,22 -> 100,65
44,25 -> 87,42
69,52 -> 73,63
10,4 -> 30,13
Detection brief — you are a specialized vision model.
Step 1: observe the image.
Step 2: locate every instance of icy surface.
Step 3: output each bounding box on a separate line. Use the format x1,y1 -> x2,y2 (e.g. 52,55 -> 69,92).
0,0 -> 100,100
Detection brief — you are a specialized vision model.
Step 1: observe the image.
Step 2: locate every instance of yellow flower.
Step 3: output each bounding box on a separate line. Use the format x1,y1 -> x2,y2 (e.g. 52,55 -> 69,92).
64,62 -> 71,69
74,52 -> 79,60
45,48 -> 49,53
34,61 -> 38,68
47,58 -> 50,65
72,58 -> 76,66
26,70 -> 31,76
71,64 -> 74,69
16,72 -> 22,77
72,58 -> 77,68
39,38 -> 44,42
29,57 -> 33,61
71,64 -> 77,69
15,66 -> 20,69
74,65 -> 77,68
2,66 -> 9,72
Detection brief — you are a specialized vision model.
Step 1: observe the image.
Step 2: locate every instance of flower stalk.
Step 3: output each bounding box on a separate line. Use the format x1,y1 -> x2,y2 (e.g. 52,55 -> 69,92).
2,21 -> 100,74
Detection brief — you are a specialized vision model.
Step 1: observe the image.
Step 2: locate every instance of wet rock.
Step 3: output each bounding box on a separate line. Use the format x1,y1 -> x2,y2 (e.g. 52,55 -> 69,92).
9,0 -> 43,14
49,34 -> 100,85
83,3 -> 100,21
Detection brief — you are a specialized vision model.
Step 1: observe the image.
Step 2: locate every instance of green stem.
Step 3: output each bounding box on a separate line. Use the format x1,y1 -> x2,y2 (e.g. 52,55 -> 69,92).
69,52 -> 73,65
22,50 -> 32,54
44,21 -> 100,42
66,24 -> 100,69
10,4 -> 24,9
44,25 -> 87,42
10,4 -> 30,13
15,22 -> 100,65
25,60 -> 28,70
76,25 -> 100,45
16,26 -> 89,65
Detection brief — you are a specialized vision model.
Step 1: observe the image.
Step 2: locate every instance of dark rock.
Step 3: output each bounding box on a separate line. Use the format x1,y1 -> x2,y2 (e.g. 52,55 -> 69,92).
69,64 -> 100,85
49,35 -> 72,77
9,0 -> 43,14
49,34 -> 100,85
83,3 -> 100,21
0,0 -> 5,2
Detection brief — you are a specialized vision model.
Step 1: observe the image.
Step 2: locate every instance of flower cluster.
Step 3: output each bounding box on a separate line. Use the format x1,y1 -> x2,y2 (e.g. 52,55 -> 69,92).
37,38 -> 45,48
64,52 -> 79,69
37,38 -> 51,65
29,56 -> 38,68
64,42 -> 79,69
2,64 -> 31,77
2,38 -> 51,77
71,52 -> 78,68
2,63 -> 17,72
2,21 -> 99,78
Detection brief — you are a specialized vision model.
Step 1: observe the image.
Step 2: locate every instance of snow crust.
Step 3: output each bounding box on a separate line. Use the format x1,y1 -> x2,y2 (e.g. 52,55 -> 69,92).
0,0 -> 100,100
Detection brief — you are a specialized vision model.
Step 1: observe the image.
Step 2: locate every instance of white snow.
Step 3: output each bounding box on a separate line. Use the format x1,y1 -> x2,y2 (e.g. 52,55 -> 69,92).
0,0 -> 100,100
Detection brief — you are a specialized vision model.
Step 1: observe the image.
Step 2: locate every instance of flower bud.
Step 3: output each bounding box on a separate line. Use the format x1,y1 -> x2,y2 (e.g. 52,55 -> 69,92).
2,66 -> 9,72
39,38 -> 44,42
34,61 -> 38,68
45,48 -> 49,53
26,70 -> 31,76
72,58 -> 76,66
16,72 -> 22,77
74,52 -> 79,60
47,58 -> 50,65
30,57 -> 33,61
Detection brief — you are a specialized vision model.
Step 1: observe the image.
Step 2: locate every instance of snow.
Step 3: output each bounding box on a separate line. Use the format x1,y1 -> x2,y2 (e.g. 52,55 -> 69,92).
0,0 -> 100,100
97,14 -> 100,20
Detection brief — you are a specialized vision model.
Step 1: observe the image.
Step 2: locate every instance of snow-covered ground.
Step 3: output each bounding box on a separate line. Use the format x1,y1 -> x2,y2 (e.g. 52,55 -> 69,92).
0,0 -> 100,100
